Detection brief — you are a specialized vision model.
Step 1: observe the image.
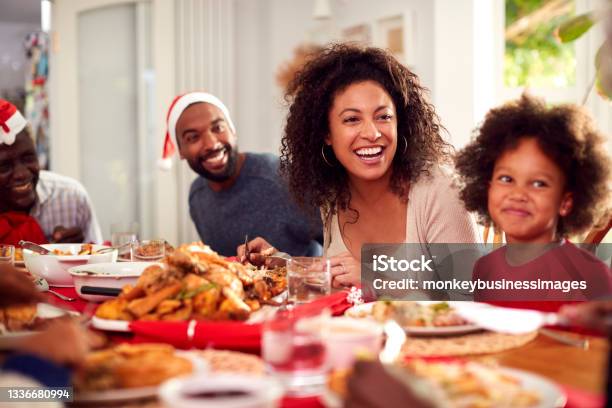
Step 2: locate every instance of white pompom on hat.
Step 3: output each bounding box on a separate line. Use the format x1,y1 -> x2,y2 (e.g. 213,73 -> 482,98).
159,92 -> 236,170
0,99 -> 27,146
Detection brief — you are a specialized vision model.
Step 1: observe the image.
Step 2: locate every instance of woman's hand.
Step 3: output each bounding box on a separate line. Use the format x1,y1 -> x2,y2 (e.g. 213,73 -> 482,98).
329,252 -> 360,288
236,237 -> 276,267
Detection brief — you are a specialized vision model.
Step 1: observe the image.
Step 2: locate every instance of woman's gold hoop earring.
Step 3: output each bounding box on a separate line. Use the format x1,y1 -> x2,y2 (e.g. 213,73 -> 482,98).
322,145 -> 334,167
400,136 -> 408,155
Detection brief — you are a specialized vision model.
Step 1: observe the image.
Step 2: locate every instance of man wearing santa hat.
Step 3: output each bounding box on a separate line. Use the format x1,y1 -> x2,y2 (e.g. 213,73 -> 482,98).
163,91 -> 323,256
0,99 -> 102,244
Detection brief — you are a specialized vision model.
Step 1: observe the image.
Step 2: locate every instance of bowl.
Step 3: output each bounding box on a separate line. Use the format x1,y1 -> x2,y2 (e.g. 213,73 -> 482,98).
23,244 -> 117,287
69,262 -> 157,302
159,374 -> 284,408
324,317 -> 384,369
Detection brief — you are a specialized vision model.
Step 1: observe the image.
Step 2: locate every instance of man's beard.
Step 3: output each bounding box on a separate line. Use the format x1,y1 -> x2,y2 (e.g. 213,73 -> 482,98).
190,144 -> 239,182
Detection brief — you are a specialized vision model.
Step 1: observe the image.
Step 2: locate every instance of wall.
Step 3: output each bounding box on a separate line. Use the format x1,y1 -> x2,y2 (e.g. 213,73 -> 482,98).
233,0 -> 437,156
0,22 -> 40,97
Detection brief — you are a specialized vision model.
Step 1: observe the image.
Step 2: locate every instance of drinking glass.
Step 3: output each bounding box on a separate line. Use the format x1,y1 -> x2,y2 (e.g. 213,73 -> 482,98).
110,222 -> 139,261
287,257 -> 331,304
0,245 -> 14,265
133,239 -> 165,262
262,307 -> 330,396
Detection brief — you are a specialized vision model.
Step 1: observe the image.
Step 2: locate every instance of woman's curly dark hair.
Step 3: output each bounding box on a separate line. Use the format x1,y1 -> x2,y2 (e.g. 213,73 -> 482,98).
455,94 -> 612,236
280,43 -> 451,217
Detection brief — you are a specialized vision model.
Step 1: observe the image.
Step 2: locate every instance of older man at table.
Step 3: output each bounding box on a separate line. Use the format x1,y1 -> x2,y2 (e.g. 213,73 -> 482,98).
0,99 -> 102,244
160,92 -> 323,257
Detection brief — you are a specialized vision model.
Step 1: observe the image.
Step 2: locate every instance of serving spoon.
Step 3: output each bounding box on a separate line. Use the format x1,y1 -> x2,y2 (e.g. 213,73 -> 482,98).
34,277 -> 76,302
19,240 -> 50,255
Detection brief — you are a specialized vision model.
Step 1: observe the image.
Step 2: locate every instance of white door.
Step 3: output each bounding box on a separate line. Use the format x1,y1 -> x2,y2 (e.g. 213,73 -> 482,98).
48,0 -> 178,243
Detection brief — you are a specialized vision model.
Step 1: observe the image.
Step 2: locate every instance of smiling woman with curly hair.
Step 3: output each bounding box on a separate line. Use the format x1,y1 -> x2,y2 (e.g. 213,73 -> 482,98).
240,44 -> 479,288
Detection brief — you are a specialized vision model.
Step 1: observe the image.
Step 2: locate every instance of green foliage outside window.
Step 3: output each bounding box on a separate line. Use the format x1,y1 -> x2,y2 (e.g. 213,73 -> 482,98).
505,0 -> 576,87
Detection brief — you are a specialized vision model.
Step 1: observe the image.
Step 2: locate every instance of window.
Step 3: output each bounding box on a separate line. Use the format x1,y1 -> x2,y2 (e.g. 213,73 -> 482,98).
504,0 -> 576,88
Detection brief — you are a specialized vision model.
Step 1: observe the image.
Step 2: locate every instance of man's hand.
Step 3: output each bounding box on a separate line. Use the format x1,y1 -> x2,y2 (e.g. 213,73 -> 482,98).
18,319 -> 90,366
52,226 -> 85,243
0,264 -> 45,307
236,237 -> 276,266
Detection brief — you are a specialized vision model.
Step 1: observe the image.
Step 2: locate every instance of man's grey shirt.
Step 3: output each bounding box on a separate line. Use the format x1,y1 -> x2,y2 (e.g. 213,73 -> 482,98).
189,153 -> 323,256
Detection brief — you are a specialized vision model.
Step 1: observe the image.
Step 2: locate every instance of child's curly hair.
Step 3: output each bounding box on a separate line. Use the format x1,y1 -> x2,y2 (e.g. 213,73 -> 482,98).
455,94 -> 611,236
280,43 -> 452,217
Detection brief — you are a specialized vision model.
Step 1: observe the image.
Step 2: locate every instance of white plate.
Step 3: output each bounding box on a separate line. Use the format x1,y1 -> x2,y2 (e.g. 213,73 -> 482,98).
159,374 -> 284,408
344,302 -> 482,336
74,351 -> 208,403
322,367 -> 566,408
0,303 -> 80,347
502,368 -> 567,408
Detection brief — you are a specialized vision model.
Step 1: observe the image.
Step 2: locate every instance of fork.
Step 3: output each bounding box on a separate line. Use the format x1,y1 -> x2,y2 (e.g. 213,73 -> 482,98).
243,234 -> 251,263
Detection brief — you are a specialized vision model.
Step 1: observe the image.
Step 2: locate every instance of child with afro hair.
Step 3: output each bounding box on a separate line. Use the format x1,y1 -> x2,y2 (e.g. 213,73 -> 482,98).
455,94 -> 612,301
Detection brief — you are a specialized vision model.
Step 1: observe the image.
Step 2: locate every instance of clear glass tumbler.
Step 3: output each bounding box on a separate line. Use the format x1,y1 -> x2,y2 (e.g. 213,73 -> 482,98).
262,307 -> 330,396
0,245 -> 14,265
132,239 -> 165,262
287,257 -> 331,304
110,222 -> 139,261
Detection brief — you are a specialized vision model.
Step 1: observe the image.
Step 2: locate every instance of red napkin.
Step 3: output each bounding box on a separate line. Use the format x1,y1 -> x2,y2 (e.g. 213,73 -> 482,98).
0,211 -> 47,246
293,289 -> 353,317
561,384 -> 604,408
130,320 -> 262,351
281,396 -> 325,408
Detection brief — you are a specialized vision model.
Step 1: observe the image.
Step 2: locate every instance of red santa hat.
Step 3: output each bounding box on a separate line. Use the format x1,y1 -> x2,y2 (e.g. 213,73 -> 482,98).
159,91 -> 236,170
0,99 -> 27,146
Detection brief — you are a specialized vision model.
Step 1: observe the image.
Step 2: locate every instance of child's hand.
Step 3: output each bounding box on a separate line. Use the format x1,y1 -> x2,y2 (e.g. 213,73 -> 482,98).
559,301 -> 612,335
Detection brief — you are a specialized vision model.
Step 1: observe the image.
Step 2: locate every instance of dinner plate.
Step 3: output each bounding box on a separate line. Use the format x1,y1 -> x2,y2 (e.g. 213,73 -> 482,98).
321,367 -> 566,408
0,303 -> 80,348
74,351 -> 208,403
344,302 -> 482,336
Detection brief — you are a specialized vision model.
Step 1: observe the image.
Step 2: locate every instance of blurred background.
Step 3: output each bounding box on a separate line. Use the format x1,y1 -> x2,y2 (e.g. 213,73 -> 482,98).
0,0 -> 610,245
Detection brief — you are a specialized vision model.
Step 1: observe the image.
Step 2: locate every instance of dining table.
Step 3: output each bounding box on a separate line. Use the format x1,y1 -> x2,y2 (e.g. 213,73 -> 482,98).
44,286 -> 609,408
